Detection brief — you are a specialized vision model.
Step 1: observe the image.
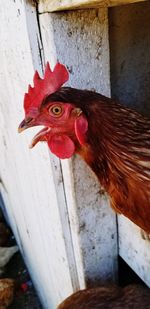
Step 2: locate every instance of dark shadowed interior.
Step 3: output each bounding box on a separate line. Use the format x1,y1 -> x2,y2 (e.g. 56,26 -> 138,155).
109,1 -> 150,117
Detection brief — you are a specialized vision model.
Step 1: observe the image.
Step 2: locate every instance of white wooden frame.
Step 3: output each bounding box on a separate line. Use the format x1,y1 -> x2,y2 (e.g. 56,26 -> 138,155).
39,0 -> 147,12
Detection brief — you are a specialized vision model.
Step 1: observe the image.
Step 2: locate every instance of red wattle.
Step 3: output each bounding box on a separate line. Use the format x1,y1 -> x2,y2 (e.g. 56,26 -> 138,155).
48,134 -> 75,159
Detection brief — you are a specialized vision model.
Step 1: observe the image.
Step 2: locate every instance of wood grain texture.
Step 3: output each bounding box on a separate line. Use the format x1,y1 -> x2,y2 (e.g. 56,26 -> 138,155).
39,8 -> 118,291
0,1 -> 75,308
118,216 -> 150,287
39,0 -> 147,13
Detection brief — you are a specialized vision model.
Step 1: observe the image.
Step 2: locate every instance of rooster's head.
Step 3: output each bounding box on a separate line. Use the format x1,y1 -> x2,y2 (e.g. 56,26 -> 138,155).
18,62 -> 88,159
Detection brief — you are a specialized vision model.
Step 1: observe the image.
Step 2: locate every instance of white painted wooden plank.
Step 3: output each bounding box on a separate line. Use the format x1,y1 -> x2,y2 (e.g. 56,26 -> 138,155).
39,8 -> 118,288
118,216 -> 150,287
36,11 -> 86,291
39,12 -> 87,290
61,159 -> 87,288
39,0 -> 147,13
0,1 -> 76,308
49,154 -> 84,291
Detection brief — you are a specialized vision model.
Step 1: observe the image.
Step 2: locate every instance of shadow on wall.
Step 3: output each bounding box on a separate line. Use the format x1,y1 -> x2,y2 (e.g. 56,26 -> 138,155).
109,1 -> 150,117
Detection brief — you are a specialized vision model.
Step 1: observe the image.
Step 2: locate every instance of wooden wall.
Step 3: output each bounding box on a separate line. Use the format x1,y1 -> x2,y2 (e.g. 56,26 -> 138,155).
0,0 -> 149,308
0,1 -> 117,308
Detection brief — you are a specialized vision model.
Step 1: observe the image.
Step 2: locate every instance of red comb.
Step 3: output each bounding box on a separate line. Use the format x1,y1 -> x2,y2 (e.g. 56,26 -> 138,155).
24,62 -> 69,116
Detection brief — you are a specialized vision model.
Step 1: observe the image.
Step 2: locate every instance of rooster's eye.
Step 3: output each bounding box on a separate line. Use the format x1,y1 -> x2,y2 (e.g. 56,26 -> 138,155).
49,105 -> 63,117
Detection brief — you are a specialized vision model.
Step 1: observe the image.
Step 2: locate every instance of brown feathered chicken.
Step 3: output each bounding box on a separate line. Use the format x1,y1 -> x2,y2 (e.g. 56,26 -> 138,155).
57,285 -> 150,309
0,278 -> 15,308
18,62 -> 150,232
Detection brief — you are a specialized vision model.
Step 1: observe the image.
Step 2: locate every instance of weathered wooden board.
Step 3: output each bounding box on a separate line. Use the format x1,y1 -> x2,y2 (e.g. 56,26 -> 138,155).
118,216 -> 150,287
39,7 -> 118,287
39,0 -> 147,13
0,1 -> 118,308
0,1 -> 78,308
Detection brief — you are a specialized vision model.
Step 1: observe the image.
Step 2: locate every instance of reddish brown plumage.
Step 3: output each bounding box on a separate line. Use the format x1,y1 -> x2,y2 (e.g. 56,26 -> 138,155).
57,285 -> 150,309
19,63 -> 150,232
45,87 -> 150,232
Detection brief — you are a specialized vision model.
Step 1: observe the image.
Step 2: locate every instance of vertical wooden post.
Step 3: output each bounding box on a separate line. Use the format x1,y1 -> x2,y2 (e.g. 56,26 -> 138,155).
40,8 -> 118,287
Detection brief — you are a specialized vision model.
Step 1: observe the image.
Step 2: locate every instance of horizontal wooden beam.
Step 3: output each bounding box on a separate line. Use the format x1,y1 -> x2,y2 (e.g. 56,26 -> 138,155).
39,0 -> 147,13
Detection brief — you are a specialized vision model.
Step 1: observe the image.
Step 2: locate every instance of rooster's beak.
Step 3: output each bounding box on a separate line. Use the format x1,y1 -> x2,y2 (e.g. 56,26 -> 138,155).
18,118 -> 33,133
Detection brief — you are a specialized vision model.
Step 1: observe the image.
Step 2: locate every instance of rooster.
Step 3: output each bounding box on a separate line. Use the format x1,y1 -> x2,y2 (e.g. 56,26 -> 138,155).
18,63 -> 150,233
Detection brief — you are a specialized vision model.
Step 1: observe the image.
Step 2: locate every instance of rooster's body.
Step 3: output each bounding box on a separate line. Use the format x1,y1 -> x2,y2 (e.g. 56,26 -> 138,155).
18,63 -> 150,232
48,87 -> 150,232
57,285 -> 150,309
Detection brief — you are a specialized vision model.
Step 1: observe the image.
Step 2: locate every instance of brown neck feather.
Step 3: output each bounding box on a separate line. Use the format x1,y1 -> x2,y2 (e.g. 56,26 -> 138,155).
48,87 -> 150,231
79,99 -> 150,232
